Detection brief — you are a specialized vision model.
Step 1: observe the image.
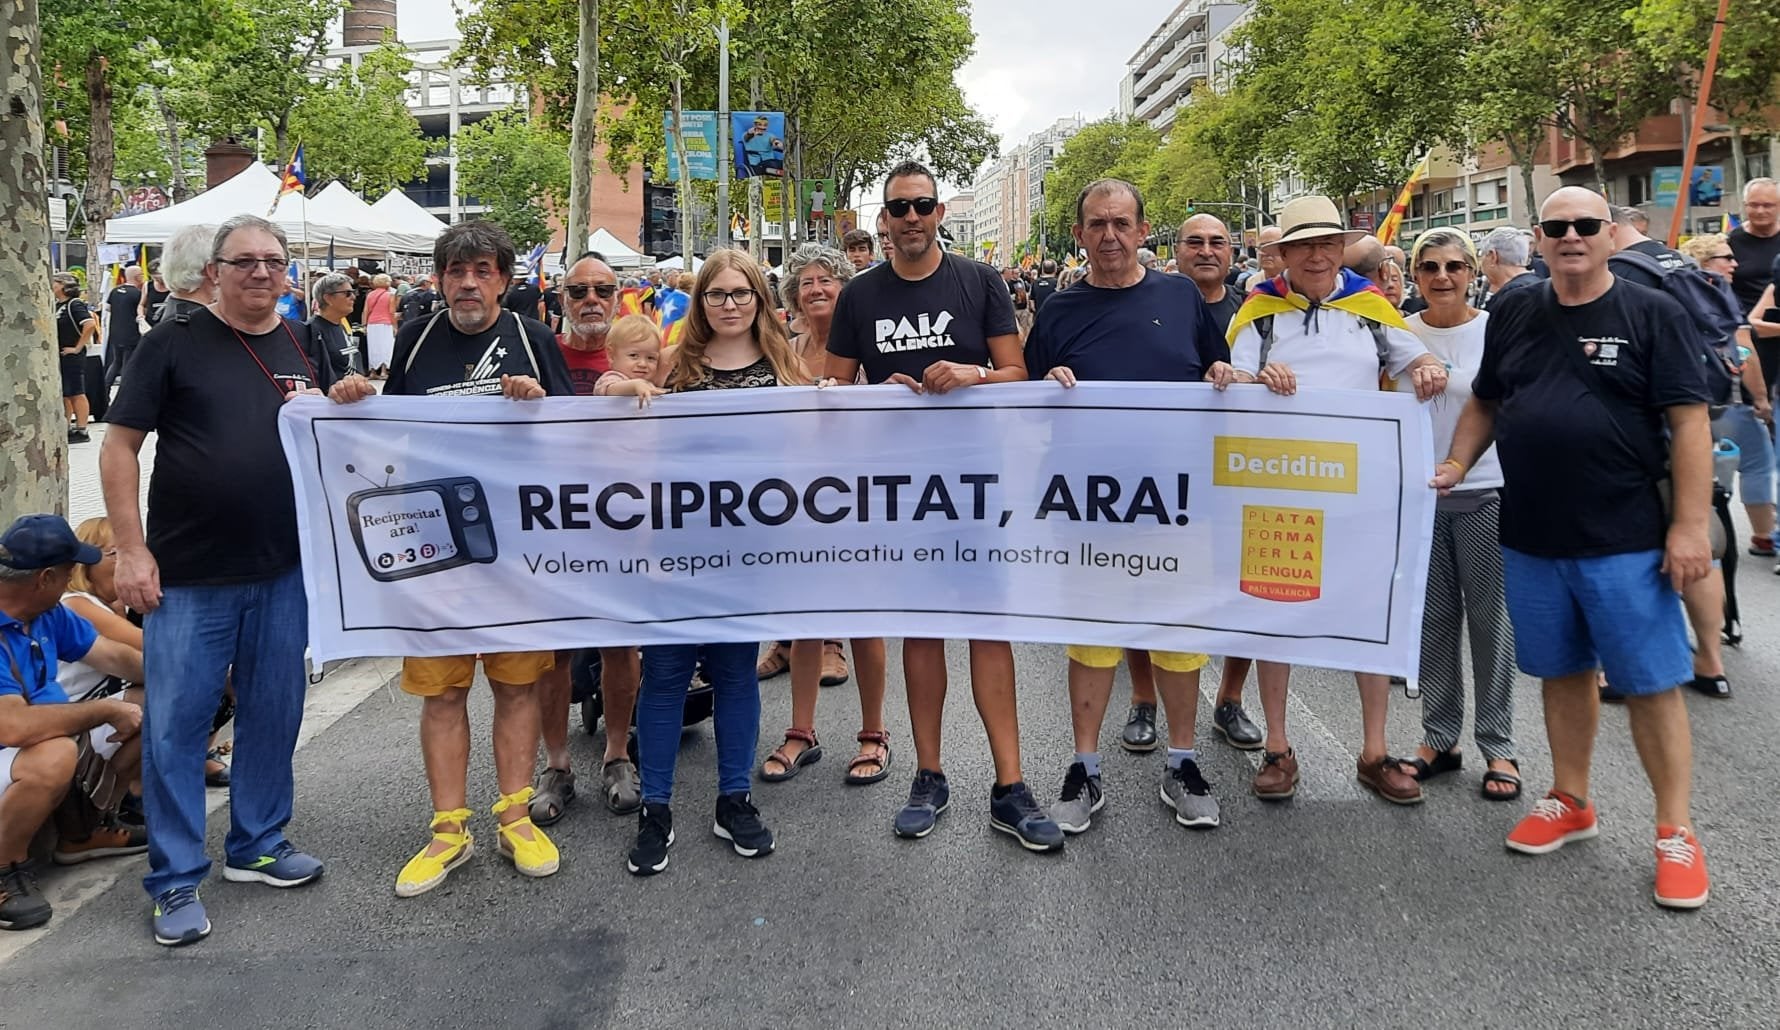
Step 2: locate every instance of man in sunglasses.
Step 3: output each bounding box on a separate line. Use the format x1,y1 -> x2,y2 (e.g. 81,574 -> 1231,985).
824,160 -> 1063,853
527,252 -> 644,828
1436,186 -> 1715,910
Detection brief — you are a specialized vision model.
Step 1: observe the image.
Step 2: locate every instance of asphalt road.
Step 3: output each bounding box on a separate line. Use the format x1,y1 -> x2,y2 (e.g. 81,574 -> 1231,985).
3,598 -> 1779,1029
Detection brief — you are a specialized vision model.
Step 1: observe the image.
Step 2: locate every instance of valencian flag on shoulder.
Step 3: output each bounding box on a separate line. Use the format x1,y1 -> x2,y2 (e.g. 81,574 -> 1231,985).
1226,268 -> 1410,347
269,143 -> 306,214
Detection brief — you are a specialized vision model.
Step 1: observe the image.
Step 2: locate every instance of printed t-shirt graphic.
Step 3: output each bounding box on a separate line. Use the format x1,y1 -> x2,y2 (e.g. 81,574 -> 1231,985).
825,253 -> 1017,383
386,310 -> 574,398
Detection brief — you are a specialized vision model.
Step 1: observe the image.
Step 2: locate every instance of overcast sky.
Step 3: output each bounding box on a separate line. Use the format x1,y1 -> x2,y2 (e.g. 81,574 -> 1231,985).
396,0 -> 1161,197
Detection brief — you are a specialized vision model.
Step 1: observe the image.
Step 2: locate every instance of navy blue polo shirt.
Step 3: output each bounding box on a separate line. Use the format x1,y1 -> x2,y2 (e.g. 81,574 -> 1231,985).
0,606 -> 97,705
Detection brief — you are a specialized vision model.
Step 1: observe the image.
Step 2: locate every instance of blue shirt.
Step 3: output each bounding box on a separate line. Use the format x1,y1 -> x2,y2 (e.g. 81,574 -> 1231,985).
0,605 -> 97,705
1023,269 -> 1229,383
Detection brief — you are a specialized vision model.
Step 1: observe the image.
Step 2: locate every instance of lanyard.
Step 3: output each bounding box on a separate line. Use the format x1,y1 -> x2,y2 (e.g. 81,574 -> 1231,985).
227,319 -> 319,398
2,627 -> 42,700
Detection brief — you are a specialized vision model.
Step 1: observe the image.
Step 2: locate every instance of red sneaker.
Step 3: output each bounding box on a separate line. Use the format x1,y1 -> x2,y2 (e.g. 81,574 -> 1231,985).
1505,791 -> 1598,855
1653,826 -> 1710,910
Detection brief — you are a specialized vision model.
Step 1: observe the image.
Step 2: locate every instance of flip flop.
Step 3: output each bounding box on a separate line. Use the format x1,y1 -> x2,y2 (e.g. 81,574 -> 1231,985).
759,728 -> 821,783
1481,759 -> 1522,802
1403,749 -> 1462,782
844,730 -> 892,786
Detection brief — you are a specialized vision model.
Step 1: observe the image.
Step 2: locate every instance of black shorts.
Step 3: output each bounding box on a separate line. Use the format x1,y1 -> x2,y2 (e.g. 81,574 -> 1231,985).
60,353 -> 86,398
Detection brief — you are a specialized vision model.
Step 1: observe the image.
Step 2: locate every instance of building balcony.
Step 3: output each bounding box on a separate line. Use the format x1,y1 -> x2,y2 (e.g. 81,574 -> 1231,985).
1132,0 -> 1209,71
1133,57 -> 1207,122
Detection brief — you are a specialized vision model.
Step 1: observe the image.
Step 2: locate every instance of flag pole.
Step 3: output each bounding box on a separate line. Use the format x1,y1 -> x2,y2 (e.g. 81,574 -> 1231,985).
1666,0 -> 1733,247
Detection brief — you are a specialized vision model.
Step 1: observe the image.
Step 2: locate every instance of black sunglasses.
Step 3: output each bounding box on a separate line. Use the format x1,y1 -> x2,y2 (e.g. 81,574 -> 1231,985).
564,283 -> 619,299
1538,218 -> 1606,239
1416,259 -> 1471,276
884,196 -> 939,218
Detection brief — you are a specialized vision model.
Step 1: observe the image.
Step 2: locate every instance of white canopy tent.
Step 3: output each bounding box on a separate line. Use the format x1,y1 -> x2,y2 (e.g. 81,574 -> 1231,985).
104,164 -> 397,257
369,189 -> 448,243
654,255 -> 704,272
586,227 -> 648,269
308,182 -> 436,253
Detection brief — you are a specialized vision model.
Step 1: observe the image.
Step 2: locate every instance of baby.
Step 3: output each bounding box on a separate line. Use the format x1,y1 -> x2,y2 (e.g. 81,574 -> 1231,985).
595,315 -> 668,407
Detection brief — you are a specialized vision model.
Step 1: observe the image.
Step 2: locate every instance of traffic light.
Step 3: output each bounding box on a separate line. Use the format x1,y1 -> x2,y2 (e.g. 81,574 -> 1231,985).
1185,198 -> 1196,214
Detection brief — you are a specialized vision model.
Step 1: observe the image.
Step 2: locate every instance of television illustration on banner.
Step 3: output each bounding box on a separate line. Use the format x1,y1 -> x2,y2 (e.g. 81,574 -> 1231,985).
346,466 -> 499,582
731,112 -> 786,179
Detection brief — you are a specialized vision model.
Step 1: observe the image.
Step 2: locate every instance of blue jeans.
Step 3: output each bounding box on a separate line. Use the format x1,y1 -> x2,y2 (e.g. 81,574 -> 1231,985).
1712,404 -> 1776,507
637,643 -> 759,805
142,568 -> 309,899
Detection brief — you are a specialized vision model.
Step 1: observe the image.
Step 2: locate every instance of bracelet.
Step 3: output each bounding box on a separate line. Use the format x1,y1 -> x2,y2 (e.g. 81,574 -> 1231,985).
976,365 -> 988,380
1440,457 -> 1467,474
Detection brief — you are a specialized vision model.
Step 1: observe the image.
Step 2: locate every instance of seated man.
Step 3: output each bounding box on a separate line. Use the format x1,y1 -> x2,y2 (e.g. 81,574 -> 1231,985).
0,515 -> 147,931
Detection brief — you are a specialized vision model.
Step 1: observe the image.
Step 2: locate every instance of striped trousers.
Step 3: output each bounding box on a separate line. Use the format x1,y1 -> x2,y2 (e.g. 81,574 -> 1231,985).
1417,499 -> 1517,760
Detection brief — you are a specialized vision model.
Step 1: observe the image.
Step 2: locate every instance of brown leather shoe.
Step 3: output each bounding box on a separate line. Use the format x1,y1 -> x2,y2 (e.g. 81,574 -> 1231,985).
756,642 -> 790,680
819,640 -> 850,687
1252,748 -> 1299,800
1357,755 -> 1424,805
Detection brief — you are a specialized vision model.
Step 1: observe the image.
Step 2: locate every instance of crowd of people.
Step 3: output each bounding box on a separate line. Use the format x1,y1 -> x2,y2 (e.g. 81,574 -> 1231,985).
11,168 -> 1777,945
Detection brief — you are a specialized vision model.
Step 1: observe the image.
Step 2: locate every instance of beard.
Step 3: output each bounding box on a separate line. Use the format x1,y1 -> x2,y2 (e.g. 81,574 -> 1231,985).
565,315 -> 610,349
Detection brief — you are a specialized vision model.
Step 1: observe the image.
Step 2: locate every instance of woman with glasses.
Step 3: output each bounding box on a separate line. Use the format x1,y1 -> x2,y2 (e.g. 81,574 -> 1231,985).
307,272 -> 361,378
626,249 -> 811,877
1398,229 -> 1520,800
753,244 -> 892,789
363,273 -> 396,379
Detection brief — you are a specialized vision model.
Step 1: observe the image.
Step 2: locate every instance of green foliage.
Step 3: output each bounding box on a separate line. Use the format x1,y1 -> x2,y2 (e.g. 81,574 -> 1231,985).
286,43 -> 430,194
1630,0 -> 1780,128
173,0 -> 351,156
1037,119 -> 1162,252
456,112 -> 573,249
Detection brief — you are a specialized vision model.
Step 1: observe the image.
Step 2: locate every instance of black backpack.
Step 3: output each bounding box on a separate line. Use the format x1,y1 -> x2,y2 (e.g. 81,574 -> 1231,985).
1608,249 -> 1743,407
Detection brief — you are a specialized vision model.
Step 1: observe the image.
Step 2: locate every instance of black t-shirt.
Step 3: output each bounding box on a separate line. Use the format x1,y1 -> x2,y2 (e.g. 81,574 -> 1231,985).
55,298 -> 92,350
1025,270 -> 1229,382
1728,227 -> 1780,311
503,281 -> 542,318
385,310 -> 573,398
1485,271 -> 1542,310
827,254 -> 1019,383
106,285 -> 142,350
1030,276 -> 1058,311
1202,285 -> 1243,334
1474,281 -> 1709,558
308,316 -> 354,378
542,286 -> 562,320
398,288 -> 437,322
107,308 -> 336,585
144,283 -> 170,325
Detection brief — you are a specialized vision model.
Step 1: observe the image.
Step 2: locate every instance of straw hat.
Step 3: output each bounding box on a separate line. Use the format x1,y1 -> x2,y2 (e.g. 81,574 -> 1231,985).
1264,196 -> 1366,248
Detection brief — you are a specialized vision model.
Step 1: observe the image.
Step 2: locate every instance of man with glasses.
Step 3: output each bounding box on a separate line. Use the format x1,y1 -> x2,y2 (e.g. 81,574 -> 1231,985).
1023,179 -> 1230,835
1436,186 -> 1715,909
0,514 -> 148,931
328,220 -> 571,900
824,160 -> 1063,853
527,252 -> 643,830
103,214 -> 337,946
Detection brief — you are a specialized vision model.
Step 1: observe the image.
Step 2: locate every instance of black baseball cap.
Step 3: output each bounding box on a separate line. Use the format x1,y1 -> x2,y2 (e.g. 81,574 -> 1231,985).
0,514 -> 102,571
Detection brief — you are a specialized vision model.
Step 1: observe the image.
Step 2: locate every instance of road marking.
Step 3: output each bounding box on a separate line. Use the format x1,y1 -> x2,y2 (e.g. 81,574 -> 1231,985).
0,657 -> 399,966
1200,667 -> 1366,803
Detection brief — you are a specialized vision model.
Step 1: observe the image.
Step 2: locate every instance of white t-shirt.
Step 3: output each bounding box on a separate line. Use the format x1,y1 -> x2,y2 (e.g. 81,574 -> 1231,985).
1228,284 -> 1428,392
1397,312 -> 1504,492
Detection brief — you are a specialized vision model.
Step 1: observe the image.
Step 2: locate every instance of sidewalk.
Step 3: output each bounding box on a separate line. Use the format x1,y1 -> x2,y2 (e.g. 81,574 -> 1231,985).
65,422 -> 152,525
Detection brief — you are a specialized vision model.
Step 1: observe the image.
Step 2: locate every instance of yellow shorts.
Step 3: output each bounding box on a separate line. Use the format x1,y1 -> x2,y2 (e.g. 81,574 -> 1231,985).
1065,645 -> 1210,674
400,651 -> 556,697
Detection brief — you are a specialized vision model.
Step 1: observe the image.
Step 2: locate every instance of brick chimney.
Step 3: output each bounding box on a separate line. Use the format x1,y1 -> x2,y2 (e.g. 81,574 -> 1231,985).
204,138 -> 255,188
343,0 -> 398,46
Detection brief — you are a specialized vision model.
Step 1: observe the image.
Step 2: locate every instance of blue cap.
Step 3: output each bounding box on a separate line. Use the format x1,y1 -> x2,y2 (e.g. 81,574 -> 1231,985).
0,514 -> 103,571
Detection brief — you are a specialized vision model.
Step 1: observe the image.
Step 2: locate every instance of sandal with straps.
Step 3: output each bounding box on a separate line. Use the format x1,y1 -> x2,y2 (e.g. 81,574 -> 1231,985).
844,730 -> 893,786
395,808 -> 474,898
492,787 -> 560,878
759,728 -> 822,783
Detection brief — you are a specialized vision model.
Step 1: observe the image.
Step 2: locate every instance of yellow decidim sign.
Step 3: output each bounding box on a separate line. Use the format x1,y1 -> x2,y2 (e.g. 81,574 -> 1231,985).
1240,505 -> 1323,602
1212,436 -> 1358,494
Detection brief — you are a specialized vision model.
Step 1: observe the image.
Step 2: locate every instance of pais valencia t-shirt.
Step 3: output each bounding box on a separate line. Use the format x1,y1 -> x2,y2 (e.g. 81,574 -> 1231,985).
825,254 -> 1018,384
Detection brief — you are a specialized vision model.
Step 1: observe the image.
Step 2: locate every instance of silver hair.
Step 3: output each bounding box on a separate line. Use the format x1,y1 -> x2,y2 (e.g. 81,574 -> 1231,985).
314,272 -> 354,299
211,214 -> 288,263
1477,227 -> 1531,268
779,243 -> 854,313
160,224 -> 217,292
1743,177 -> 1777,201
0,562 -> 40,586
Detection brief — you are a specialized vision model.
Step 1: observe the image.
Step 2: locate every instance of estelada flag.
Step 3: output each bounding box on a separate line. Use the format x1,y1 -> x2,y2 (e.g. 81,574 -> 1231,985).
269,143 -> 306,214
1376,153 -> 1430,246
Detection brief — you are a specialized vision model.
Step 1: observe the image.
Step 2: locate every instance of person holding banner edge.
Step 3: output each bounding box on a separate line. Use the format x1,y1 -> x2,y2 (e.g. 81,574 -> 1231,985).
1210,194 -> 1449,806
822,161 -> 1064,853
327,220 -> 572,898
626,250 -> 812,877
1024,178 -> 1231,833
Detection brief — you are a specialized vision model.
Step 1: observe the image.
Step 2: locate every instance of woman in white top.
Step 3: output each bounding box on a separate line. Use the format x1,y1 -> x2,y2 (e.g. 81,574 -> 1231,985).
1400,229 -> 1519,800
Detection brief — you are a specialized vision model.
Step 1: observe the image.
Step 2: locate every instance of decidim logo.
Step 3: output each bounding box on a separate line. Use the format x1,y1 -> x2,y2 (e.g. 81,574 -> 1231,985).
346,471 -> 499,582
1213,436 -> 1358,495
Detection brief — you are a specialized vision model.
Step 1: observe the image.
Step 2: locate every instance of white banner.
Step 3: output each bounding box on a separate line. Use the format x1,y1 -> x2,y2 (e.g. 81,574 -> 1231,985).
280,383 -> 1435,675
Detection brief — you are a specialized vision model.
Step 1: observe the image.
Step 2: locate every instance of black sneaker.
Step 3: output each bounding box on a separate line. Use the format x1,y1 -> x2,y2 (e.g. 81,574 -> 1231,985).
713,792 -> 774,858
0,861 -> 51,931
893,768 -> 951,839
67,427 -> 90,444
626,804 -> 674,876
989,782 -> 1065,852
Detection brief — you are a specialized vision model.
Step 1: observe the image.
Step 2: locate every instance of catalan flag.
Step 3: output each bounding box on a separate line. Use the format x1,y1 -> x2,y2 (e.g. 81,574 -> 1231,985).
1723,212 -> 1742,233
1376,153 -> 1431,246
269,143 -> 306,214
523,242 -> 547,289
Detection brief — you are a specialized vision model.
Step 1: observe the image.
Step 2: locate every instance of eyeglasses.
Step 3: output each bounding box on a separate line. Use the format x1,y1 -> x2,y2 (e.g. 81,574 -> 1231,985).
564,283 -> 619,299
1707,252 -> 1736,262
1538,218 -> 1606,239
325,290 -> 354,298
702,288 -> 758,307
884,197 -> 939,218
1416,259 -> 1471,276
216,257 -> 288,274
1182,236 -> 1230,249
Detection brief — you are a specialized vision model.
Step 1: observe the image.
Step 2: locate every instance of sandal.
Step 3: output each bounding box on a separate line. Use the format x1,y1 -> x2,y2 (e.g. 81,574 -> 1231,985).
759,728 -> 821,782
756,642 -> 791,680
529,766 -> 576,826
1402,749 -> 1462,782
844,730 -> 892,786
1481,759 -> 1522,802
395,808 -> 474,898
492,787 -> 560,878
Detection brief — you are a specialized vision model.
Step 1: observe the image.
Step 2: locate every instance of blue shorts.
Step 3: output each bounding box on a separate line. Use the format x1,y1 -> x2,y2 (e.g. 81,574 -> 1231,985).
1501,547 -> 1690,696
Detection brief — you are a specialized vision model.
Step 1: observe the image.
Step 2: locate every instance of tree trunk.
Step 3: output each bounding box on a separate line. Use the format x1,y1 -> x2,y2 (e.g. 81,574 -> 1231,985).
1505,136 -> 1537,227
154,84 -> 187,200
1729,130 -> 1746,209
81,52 -> 114,306
566,0 -> 598,262
2,0 -> 69,517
